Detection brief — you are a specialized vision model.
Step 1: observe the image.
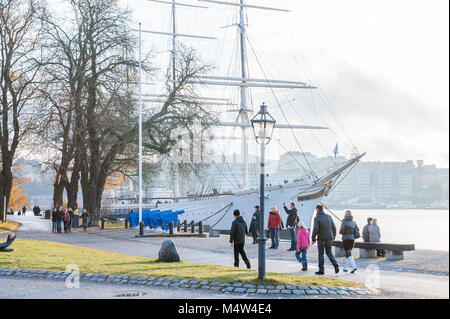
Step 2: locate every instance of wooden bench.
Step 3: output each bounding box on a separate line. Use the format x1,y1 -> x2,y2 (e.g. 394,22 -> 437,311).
0,233 -> 17,253
332,240 -> 415,261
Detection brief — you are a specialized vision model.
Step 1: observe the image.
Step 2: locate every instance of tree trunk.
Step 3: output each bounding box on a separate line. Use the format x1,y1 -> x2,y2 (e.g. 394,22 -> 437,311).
0,168 -> 13,215
53,178 -> 64,209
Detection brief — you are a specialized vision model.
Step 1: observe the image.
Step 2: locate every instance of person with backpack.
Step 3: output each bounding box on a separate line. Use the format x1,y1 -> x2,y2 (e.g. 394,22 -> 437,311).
63,209 -> 71,233
67,208 -> 74,232
339,210 -> 360,273
283,202 -> 299,251
267,206 -> 282,249
295,220 -> 310,271
229,210 -> 251,269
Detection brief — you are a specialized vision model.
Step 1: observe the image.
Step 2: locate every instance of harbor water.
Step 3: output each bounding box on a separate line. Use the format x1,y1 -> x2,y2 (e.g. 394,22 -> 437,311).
329,209 -> 449,251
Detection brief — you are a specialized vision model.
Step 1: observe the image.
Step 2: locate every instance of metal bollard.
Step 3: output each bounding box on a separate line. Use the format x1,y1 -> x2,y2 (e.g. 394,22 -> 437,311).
191,221 -> 195,234
169,221 -> 174,236
198,221 -> 203,235
139,222 -> 144,236
177,221 -> 181,232
183,220 -> 188,232
101,218 -> 105,230
125,218 -> 128,229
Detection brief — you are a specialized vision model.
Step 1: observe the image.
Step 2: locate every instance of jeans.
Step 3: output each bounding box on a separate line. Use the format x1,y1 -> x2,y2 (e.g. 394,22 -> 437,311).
317,239 -> 338,272
233,243 -> 249,267
52,221 -> 57,232
250,231 -> 258,243
269,228 -> 279,248
295,249 -> 308,268
288,228 -> 297,250
57,221 -> 63,233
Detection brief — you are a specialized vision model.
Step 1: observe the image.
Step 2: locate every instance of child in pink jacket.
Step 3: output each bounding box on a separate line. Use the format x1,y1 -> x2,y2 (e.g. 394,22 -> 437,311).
295,220 -> 310,271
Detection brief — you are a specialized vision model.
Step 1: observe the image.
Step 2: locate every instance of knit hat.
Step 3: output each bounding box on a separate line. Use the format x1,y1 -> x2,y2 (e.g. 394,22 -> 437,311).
298,220 -> 305,228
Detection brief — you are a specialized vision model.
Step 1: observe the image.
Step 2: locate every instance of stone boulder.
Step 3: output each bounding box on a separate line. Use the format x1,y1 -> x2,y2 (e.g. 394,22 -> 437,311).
158,239 -> 180,262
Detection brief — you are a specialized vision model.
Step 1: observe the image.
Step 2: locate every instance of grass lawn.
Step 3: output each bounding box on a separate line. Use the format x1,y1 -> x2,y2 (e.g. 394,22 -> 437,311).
0,239 -> 361,287
103,221 -> 127,230
0,220 -> 20,233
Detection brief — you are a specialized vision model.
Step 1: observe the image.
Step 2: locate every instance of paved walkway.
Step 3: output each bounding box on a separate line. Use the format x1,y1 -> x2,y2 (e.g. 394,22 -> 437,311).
5,215 -> 449,298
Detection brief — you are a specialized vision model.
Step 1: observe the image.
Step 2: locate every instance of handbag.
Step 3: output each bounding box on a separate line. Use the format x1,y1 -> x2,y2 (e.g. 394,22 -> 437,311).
353,223 -> 361,239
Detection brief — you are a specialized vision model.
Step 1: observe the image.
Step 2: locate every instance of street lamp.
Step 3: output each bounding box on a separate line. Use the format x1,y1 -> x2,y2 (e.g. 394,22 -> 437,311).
251,102 -> 276,280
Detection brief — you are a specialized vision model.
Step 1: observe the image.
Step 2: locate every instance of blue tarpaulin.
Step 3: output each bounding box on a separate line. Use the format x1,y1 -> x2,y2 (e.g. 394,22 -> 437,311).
127,209 -> 185,230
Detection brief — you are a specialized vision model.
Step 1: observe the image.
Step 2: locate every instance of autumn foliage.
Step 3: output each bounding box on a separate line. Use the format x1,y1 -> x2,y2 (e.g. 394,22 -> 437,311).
9,177 -> 30,210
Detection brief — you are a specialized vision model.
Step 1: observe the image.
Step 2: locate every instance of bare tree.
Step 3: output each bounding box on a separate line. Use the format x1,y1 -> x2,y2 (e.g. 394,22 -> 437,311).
0,0 -> 45,212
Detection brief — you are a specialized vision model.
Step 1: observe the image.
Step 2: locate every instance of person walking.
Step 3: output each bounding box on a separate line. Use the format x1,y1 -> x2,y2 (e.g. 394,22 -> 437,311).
339,210 -> 360,273
362,217 -> 373,242
56,207 -> 64,233
229,210 -> 251,269
311,204 -> 339,275
81,209 -> 90,233
283,202 -> 299,251
67,208 -> 74,232
22,205 -> 26,216
51,208 -> 58,232
295,220 -> 310,271
249,206 -> 260,244
63,209 -> 71,233
267,206 -> 282,249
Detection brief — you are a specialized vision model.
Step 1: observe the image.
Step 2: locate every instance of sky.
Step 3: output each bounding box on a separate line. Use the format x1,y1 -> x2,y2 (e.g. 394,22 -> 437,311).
122,0 -> 449,168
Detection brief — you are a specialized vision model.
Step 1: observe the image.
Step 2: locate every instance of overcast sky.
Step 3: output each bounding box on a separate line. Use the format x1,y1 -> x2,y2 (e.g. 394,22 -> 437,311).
124,0 -> 448,168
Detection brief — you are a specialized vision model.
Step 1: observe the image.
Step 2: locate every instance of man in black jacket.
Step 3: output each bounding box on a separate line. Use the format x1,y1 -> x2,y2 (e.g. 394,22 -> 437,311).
230,210 -> 251,269
283,202 -> 299,251
311,204 -> 339,275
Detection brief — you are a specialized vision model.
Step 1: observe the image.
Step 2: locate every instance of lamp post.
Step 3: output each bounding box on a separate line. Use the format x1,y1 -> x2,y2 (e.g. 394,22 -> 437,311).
251,103 -> 276,280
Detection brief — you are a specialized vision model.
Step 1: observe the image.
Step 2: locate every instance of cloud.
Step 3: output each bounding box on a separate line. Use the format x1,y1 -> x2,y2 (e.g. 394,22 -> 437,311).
309,52 -> 449,167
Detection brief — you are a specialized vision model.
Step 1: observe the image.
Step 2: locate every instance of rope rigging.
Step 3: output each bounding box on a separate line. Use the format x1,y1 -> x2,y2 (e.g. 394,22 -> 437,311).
245,34 -> 318,180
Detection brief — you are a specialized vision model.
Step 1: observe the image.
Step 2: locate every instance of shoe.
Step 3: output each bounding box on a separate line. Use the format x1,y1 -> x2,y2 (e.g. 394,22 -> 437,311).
269,247 -> 275,249
334,264 -> 340,274
315,271 -> 324,275
287,248 -> 295,251
245,261 -> 251,269
351,268 -> 357,273
301,262 -> 307,271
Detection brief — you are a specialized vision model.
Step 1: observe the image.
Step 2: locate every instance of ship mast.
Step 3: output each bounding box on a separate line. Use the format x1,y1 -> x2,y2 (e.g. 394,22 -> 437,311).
140,0 -> 213,197
197,0 -> 318,190
238,0 -> 250,189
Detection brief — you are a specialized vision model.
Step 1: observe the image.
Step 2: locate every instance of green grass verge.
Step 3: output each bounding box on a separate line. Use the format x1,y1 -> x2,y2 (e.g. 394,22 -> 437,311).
0,239 -> 361,287
0,220 -> 20,233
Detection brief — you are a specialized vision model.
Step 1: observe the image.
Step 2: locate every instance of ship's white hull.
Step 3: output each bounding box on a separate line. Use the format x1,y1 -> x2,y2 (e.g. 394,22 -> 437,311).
104,155 -> 365,231
151,180 -> 325,230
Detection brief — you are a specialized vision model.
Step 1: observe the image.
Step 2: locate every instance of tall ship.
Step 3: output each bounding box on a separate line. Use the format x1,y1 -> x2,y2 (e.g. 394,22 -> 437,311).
105,0 -> 365,230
